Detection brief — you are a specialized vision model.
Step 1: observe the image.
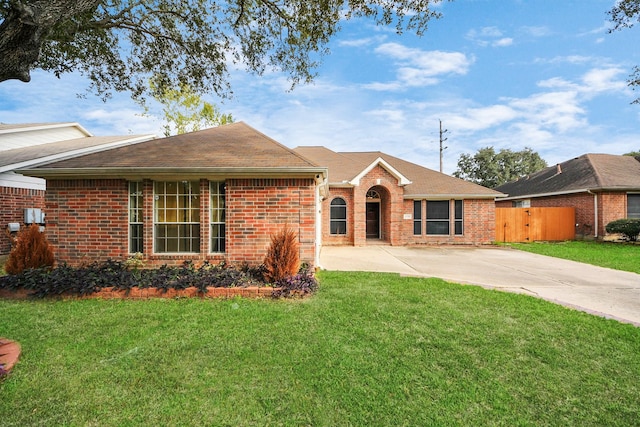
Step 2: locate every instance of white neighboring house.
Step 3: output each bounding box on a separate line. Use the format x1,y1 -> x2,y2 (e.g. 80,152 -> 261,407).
0,122 -> 155,256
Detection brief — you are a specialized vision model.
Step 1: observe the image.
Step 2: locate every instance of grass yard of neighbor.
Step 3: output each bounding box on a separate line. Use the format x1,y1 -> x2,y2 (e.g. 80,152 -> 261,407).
508,240 -> 640,274
1,271 -> 638,426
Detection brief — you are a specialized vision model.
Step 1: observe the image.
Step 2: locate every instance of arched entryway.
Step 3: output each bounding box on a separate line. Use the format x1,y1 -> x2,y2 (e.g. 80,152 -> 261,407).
365,186 -> 390,241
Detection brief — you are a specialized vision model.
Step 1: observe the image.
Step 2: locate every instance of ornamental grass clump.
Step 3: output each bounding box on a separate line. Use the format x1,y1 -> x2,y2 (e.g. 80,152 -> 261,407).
263,225 -> 300,283
5,224 -> 54,275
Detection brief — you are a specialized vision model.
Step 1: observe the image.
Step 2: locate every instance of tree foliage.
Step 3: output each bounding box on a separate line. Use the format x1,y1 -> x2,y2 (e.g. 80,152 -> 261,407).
608,0 -> 640,103
623,150 -> 640,157
0,0 -> 447,101
452,146 -> 547,189
147,78 -> 234,136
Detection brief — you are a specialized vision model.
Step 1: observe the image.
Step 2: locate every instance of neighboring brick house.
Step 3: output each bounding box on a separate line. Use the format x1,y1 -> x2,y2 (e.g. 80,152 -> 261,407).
494,154 -> 640,239
19,122 -> 328,268
294,147 -> 502,246
0,122 -> 154,256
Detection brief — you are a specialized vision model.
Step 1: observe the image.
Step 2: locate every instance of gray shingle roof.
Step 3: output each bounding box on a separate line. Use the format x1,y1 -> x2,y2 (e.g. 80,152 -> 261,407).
495,154 -> 640,198
21,122 -> 323,176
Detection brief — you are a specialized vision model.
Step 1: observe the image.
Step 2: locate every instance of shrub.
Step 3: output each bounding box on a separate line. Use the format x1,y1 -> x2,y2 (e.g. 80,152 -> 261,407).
605,219 -> 640,241
0,259 -> 266,297
5,224 -> 55,275
263,225 -> 300,283
272,267 -> 318,298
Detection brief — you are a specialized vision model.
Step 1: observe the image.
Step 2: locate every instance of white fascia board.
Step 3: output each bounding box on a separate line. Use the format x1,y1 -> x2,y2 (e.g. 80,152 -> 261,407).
0,122 -> 92,137
349,157 -> 412,187
404,193 -> 505,200
17,166 -> 327,181
496,188 -> 590,201
1,134 -> 156,173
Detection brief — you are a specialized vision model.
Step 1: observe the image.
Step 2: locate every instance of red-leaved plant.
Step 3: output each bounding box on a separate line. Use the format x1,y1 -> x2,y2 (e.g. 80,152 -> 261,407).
263,225 -> 300,283
5,224 -> 55,275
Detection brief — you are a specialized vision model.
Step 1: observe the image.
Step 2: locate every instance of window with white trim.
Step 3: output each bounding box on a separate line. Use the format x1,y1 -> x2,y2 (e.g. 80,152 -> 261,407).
129,182 -> 143,253
210,182 -> 226,253
330,198 -> 347,235
426,200 -> 450,235
154,181 -> 200,253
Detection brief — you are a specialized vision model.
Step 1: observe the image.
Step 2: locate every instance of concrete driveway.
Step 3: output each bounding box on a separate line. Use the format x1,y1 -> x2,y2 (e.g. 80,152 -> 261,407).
320,245 -> 640,326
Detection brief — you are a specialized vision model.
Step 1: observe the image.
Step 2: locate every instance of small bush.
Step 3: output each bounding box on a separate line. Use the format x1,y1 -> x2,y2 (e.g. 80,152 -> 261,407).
272,267 -> 318,298
263,225 -> 300,283
5,224 -> 55,275
605,219 -> 640,241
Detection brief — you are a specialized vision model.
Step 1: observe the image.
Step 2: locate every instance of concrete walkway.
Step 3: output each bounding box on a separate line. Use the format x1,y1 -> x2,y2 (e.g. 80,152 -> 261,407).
320,245 -> 640,326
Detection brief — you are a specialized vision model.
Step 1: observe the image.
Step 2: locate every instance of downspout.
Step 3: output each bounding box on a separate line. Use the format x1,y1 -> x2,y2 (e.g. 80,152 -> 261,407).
315,176 -> 327,269
588,190 -> 598,238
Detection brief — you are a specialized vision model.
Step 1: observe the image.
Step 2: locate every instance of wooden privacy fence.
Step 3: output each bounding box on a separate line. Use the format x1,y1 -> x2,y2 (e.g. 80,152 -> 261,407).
496,207 -> 576,242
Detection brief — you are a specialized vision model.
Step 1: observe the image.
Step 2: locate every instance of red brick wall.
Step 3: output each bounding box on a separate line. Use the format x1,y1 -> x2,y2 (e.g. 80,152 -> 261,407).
352,165 -> 404,245
322,188 -> 354,245
44,178 -> 317,268
402,199 -> 495,245
599,192 -> 627,237
0,186 -> 45,255
226,178 -> 317,266
320,165 -> 496,246
46,179 -> 129,265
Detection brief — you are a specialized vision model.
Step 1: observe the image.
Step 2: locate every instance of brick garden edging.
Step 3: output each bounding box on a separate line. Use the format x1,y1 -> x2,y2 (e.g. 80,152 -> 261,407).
0,286 -> 282,300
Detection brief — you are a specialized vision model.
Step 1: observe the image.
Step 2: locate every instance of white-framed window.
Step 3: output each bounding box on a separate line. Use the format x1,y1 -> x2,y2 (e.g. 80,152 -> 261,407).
154,181 -> 200,253
210,182 -> 226,253
628,193 -> 640,219
426,200 -> 450,235
128,182 -> 144,253
330,197 -> 347,235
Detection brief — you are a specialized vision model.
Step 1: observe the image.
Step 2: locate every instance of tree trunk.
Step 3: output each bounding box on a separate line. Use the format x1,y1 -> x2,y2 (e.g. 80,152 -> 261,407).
0,0 -> 101,83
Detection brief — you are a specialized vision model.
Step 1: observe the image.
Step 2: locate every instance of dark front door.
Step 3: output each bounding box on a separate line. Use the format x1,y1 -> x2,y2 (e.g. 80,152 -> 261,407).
366,202 -> 380,238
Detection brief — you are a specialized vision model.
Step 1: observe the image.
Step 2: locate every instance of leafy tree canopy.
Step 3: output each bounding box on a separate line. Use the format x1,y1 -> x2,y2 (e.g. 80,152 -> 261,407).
146,77 -> 234,136
608,0 -> 640,103
0,0 -> 446,101
452,146 -> 547,189
623,150 -> 640,156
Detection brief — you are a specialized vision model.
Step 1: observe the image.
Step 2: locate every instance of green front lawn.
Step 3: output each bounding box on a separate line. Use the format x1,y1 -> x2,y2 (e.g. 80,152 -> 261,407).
1,271 -> 638,426
509,240 -> 640,274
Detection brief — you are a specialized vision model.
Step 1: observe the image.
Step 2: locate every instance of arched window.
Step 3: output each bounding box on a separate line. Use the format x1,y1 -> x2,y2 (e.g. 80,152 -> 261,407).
366,189 -> 381,200
330,198 -> 347,235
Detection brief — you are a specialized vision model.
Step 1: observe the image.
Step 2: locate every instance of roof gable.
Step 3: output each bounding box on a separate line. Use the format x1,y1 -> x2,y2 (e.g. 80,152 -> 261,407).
349,157 -> 412,186
295,147 -> 502,198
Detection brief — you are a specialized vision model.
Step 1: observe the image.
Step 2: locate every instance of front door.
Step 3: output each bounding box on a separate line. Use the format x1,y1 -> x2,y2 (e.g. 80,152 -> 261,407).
366,202 -> 380,238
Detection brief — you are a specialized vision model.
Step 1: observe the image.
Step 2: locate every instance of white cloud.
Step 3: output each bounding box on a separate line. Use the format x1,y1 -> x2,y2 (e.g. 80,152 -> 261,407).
364,42 -> 472,91
494,38 -> 514,47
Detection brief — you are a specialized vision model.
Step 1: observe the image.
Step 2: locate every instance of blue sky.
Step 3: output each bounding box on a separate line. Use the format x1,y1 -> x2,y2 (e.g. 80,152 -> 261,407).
1,0 -> 639,174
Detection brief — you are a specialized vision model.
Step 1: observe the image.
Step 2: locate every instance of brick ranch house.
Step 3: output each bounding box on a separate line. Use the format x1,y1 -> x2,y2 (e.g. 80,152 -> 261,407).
0,122 -> 154,256
495,153 -> 640,239
19,122 -> 502,268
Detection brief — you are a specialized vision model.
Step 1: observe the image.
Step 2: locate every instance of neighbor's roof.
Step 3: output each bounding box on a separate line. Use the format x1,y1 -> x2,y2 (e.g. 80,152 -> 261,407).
295,146 -> 502,198
20,122 -> 326,180
0,134 -> 155,173
495,153 -> 640,199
